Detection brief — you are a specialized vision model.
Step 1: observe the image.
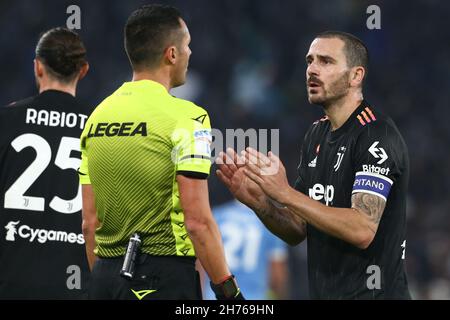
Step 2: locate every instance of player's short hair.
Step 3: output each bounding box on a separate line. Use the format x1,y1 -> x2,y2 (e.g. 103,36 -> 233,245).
125,4 -> 183,71
35,27 -> 87,83
316,31 -> 369,81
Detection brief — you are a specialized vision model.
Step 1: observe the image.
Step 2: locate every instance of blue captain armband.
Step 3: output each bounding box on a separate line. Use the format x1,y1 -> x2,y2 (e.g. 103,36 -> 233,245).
352,171 -> 393,201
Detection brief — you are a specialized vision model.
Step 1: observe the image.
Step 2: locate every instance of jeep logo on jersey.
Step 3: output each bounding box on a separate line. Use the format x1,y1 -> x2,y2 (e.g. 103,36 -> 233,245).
87,122 -> 147,137
368,141 -> 388,164
4,221 -> 84,244
308,184 -> 334,206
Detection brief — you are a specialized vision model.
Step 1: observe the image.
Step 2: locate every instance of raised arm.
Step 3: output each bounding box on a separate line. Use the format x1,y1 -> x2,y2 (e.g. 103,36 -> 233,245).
243,148 -> 385,249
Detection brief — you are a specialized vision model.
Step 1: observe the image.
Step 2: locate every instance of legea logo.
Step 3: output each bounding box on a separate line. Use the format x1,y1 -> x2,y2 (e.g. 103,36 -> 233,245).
4,221 -> 84,244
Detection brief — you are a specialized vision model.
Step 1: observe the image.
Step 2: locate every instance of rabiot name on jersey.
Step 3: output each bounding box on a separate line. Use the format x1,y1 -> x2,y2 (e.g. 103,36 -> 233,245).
26,108 -> 88,129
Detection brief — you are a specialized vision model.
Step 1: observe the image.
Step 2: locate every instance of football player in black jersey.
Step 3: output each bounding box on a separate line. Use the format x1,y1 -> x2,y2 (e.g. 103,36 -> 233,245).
217,31 -> 410,299
0,28 -> 90,298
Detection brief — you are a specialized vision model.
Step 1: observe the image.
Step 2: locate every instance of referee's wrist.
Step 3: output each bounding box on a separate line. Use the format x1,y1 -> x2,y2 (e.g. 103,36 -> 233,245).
213,274 -> 233,285
210,274 -> 241,299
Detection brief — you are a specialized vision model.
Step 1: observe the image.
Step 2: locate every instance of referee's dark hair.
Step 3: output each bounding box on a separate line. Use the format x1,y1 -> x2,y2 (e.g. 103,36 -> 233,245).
316,31 -> 369,84
35,27 -> 87,83
124,4 -> 183,71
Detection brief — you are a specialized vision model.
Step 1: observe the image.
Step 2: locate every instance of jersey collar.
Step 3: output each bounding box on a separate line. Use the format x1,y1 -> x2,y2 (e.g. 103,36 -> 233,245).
327,100 -> 370,142
124,80 -> 169,96
39,89 -> 76,99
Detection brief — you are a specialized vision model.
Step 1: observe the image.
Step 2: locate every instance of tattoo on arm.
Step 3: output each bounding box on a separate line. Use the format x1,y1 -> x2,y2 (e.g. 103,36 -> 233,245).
351,193 -> 386,232
256,203 -> 306,233
256,205 -> 290,225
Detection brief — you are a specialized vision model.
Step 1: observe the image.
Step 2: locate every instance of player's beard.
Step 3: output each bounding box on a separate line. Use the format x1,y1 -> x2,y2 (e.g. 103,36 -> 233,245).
309,70 -> 350,108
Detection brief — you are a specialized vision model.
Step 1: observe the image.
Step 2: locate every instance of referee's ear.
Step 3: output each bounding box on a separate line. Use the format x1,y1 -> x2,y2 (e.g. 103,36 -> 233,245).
165,46 -> 177,65
78,62 -> 89,81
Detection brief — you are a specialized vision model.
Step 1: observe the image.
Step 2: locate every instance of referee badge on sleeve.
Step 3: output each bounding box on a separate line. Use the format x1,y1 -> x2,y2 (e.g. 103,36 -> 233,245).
193,129 -> 212,156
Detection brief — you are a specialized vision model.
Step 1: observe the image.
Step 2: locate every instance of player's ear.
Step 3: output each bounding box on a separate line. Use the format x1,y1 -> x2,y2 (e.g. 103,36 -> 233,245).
164,45 -> 177,65
34,58 -> 44,78
78,62 -> 89,80
350,66 -> 365,87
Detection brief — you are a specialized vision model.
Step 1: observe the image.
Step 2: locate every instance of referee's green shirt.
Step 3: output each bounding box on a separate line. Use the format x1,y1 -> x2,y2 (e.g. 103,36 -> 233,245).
79,80 -> 212,258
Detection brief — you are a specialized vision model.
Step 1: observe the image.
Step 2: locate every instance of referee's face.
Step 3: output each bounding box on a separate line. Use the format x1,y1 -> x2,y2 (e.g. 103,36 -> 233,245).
306,38 -> 351,106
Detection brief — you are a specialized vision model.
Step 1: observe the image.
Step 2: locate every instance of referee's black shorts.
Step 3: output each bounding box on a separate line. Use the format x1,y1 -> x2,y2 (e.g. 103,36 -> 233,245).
88,254 -> 202,300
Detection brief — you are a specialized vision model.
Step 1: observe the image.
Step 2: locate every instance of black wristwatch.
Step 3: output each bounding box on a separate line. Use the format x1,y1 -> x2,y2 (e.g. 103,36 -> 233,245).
210,275 -> 241,299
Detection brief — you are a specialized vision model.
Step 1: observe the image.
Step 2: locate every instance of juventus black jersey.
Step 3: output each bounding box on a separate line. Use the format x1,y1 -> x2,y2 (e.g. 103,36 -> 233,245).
0,90 -> 91,299
295,100 -> 410,299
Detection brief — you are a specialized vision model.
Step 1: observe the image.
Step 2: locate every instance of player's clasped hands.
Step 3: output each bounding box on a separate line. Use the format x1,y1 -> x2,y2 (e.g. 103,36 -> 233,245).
216,147 -> 291,205
215,148 -> 264,209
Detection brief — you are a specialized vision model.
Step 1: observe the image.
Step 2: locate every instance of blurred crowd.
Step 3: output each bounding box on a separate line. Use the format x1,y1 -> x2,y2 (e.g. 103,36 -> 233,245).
1,0 -> 449,299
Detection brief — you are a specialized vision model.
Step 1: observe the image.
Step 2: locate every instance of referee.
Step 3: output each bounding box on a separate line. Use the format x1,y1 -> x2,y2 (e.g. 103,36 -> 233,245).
79,5 -> 243,300
217,31 -> 411,299
0,27 -> 90,298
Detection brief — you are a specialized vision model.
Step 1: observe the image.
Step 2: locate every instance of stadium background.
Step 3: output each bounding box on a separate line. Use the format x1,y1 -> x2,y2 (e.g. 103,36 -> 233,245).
0,0 -> 448,299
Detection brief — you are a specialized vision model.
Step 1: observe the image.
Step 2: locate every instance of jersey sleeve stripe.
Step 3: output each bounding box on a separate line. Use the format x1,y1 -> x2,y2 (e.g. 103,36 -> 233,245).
365,107 -> 377,121
361,111 -> 372,123
179,154 -> 211,162
356,115 -> 366,126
